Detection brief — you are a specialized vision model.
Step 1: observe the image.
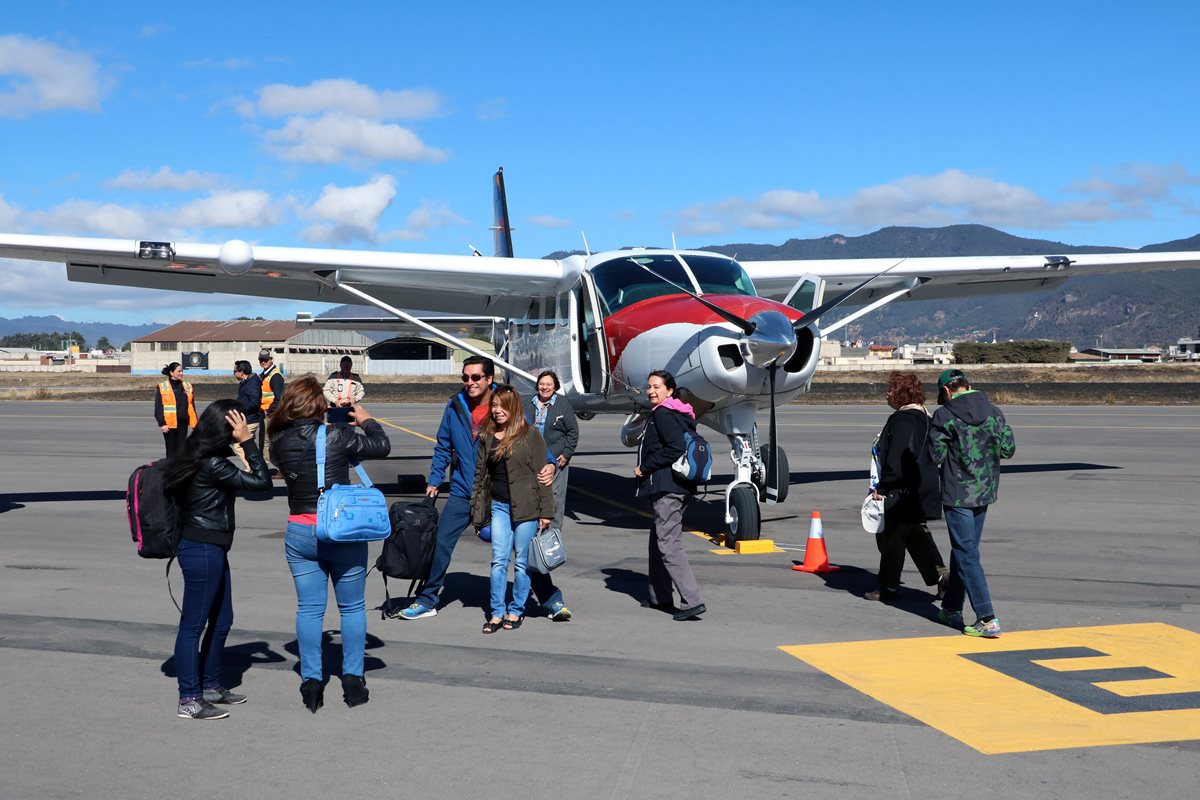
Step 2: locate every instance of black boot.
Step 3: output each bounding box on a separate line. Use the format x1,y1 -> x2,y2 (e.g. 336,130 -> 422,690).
299,679 -> 324,713
342,674 -> 369,708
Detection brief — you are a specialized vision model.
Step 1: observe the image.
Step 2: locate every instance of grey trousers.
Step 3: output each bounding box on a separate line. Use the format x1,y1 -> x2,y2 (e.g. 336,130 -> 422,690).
648,492 -> 703,608
551,465 -> 569,529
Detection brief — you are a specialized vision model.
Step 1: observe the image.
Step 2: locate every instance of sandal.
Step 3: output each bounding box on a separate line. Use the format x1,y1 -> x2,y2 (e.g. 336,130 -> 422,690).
482,618 -> 504,634
503,616 -> 523,630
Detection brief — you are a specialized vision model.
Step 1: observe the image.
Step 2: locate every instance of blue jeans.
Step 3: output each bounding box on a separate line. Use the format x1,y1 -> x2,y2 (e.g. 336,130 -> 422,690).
416,494 -> 472,607
488,501 -> 538,619
942,506 -> 994,619
174,539 -> 233,699
284,521 -> 368,682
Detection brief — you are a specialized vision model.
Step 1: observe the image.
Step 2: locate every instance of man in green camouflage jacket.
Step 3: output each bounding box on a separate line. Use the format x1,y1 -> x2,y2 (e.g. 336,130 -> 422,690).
929,369 -> 1015,639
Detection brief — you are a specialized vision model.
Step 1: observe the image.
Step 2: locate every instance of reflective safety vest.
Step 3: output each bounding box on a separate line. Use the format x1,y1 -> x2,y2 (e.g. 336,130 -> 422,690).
260,362 -> 283,412
159,380 -> 197,429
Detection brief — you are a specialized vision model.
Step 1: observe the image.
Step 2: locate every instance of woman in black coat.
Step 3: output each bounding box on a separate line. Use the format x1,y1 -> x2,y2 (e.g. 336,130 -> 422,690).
866,371 -> 947,602
634,370 -> 705,621
164,399 -> 272,720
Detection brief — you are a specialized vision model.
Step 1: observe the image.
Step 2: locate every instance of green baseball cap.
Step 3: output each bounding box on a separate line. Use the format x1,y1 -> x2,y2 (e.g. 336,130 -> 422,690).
937,368 -> 968,391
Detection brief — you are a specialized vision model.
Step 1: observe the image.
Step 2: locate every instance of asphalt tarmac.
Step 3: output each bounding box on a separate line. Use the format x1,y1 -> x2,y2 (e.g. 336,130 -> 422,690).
1,401 -> 1197,799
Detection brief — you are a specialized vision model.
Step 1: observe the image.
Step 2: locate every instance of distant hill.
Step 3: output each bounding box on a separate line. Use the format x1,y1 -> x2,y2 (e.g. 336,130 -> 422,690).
698,225 -> 1200,347
0,315 -> 163,349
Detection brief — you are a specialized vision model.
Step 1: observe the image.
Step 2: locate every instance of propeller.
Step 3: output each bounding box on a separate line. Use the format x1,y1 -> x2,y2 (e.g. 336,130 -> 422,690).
792,258 -> 908,332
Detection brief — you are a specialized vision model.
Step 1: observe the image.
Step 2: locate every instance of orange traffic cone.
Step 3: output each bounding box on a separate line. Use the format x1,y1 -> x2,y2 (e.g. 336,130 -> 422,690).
792,511 -> 841,573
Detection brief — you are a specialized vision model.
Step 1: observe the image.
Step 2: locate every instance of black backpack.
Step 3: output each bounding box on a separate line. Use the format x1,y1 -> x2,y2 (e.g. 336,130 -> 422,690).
376,498 -> 438,616
126,460 -> 182,559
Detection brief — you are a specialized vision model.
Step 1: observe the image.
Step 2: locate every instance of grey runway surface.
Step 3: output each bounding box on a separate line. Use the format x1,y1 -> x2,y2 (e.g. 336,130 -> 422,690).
1,401 -> 1197,799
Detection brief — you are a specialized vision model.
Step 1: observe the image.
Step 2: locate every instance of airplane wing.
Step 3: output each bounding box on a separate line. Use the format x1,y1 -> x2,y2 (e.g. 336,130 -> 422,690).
742,251 -> 1200,304
0,234 -> 567,317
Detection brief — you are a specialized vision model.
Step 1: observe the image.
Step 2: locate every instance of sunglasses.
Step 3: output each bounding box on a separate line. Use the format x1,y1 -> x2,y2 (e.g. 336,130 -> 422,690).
461,373 -> 487,382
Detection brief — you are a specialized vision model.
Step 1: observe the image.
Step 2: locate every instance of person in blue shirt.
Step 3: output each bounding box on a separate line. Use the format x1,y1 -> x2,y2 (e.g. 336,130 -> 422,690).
394,356 -> 555,621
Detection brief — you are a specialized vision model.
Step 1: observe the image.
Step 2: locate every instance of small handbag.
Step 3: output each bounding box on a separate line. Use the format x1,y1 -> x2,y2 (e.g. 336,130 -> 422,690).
315,423 -> 390,543
527,526 -> 567,574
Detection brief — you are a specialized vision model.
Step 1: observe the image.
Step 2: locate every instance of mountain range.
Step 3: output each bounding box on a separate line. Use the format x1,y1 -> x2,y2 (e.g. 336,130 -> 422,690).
4,225 -> 1198,349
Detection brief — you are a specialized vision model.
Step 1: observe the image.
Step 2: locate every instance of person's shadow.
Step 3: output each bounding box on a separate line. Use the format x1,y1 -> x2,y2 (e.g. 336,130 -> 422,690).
160,640 -> 288,688
804,561 -> 944,625
281,630 -> 389,678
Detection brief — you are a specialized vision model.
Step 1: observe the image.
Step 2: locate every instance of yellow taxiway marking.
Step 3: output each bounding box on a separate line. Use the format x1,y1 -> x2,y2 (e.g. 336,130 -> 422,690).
376,417 -> 436,443
375,415 -> 743,550
780,622 -> 1200,754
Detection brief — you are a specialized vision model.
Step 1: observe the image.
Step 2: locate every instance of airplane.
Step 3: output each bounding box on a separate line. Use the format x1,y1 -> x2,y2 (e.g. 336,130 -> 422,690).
2,167 -> 1200,543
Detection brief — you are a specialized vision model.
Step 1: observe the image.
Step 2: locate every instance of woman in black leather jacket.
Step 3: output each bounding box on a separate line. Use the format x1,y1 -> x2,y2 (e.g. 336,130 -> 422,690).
268,375 -> 390,713
163,399 -> 272,720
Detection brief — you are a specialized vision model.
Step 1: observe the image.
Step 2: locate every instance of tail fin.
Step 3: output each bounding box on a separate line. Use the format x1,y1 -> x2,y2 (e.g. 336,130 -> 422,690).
491,167 -> 514,258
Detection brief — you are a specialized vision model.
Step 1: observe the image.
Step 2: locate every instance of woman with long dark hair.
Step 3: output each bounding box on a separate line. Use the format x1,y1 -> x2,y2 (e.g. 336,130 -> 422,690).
471,384 -> 553,634
866,371 -> 947,602
268,375 -> 390,712
164,399 -> 272,720
634,370 -> 705,621
154,362 -> 197,458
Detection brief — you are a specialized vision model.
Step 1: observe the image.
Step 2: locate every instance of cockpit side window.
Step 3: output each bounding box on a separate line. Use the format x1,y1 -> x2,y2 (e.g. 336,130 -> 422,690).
590,254 -> 693,316
681,254 -> 758,297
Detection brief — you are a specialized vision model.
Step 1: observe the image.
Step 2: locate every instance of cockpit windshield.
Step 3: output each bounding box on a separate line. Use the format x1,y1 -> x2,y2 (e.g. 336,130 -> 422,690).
681,254 -> 758,297
590,254 -> 693,316
590,252 -> 758,316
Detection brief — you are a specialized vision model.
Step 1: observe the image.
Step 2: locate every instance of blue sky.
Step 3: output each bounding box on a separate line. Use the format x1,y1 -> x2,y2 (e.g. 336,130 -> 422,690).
2,1 -> 1198,325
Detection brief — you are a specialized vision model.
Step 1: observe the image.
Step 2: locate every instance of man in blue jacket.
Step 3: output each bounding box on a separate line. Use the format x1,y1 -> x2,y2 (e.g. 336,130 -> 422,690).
395,356 -> 555,620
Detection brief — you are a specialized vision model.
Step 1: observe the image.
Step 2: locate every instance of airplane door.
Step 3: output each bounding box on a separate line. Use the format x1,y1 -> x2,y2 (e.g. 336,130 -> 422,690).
782,273 -> 826,315
571,275 -> 609,396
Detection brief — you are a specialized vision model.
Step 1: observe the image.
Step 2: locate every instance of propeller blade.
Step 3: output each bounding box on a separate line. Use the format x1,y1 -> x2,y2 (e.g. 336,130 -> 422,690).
765,364 -> 780,505
630,259 -> 757,335
792,258 -> 908,331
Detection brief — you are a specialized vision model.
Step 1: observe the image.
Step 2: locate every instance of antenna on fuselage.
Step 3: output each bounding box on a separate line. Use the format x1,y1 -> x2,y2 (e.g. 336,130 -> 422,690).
671,232 -> 677,251
581,231 -> 591,257
468,244 -> 483,257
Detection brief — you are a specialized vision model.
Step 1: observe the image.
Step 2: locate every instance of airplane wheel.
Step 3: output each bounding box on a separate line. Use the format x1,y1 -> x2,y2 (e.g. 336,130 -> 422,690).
758,444 -> 790,503
727,485 -> 761,547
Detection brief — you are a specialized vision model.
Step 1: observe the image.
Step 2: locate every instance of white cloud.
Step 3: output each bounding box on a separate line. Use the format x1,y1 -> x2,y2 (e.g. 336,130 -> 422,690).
258,79 -> 442,119
108,166 -> 222,191
174,190 -> 280,229
527,214 -> 571,229
139,23 -> 171,38
667,166 -> 1200,239
264,112 -> 448,164
0,195 -> 19,228
0,35 -> 106,118
381,200 -> 467,243
29,200 -> 151,237
299,175 -> 397,244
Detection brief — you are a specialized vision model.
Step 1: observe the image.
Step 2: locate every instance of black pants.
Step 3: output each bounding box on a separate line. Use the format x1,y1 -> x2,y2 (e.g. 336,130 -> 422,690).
875,519 -> 945,591
163,426 -> 188,458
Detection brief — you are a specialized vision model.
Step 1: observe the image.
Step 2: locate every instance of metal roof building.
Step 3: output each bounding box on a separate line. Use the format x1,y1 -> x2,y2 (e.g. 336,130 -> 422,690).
130,320 -> 374,375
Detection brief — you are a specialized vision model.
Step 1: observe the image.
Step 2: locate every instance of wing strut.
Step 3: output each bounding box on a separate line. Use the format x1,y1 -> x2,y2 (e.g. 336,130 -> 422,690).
316,272 -> 537,383
818,277 -> 927,338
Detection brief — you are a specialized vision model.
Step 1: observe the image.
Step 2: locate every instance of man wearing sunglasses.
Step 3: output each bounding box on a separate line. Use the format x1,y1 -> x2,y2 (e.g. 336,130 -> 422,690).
395,356 -> 554,620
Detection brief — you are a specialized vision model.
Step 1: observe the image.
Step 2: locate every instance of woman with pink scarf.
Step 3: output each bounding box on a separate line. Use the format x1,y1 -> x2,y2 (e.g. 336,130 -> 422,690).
633,370 -> 706,621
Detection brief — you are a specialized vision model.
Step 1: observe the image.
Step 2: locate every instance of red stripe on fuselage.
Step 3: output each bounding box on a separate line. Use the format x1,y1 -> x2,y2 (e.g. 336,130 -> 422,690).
603,294 -> 801,371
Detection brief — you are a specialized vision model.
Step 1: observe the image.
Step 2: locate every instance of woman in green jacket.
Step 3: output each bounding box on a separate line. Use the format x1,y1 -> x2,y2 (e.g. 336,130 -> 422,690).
471,385 -> 554,634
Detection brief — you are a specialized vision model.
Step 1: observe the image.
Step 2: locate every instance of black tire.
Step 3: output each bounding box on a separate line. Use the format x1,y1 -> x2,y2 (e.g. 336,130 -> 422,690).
758,444 -> 790,503
727,485 -> 761,546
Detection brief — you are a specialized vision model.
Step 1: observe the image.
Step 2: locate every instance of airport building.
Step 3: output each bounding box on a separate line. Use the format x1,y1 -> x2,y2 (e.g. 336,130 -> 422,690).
129,320 -> 374,375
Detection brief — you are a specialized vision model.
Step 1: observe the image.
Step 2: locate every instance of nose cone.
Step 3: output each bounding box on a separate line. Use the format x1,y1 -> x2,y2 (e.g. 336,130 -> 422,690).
742,310 -> 797,368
